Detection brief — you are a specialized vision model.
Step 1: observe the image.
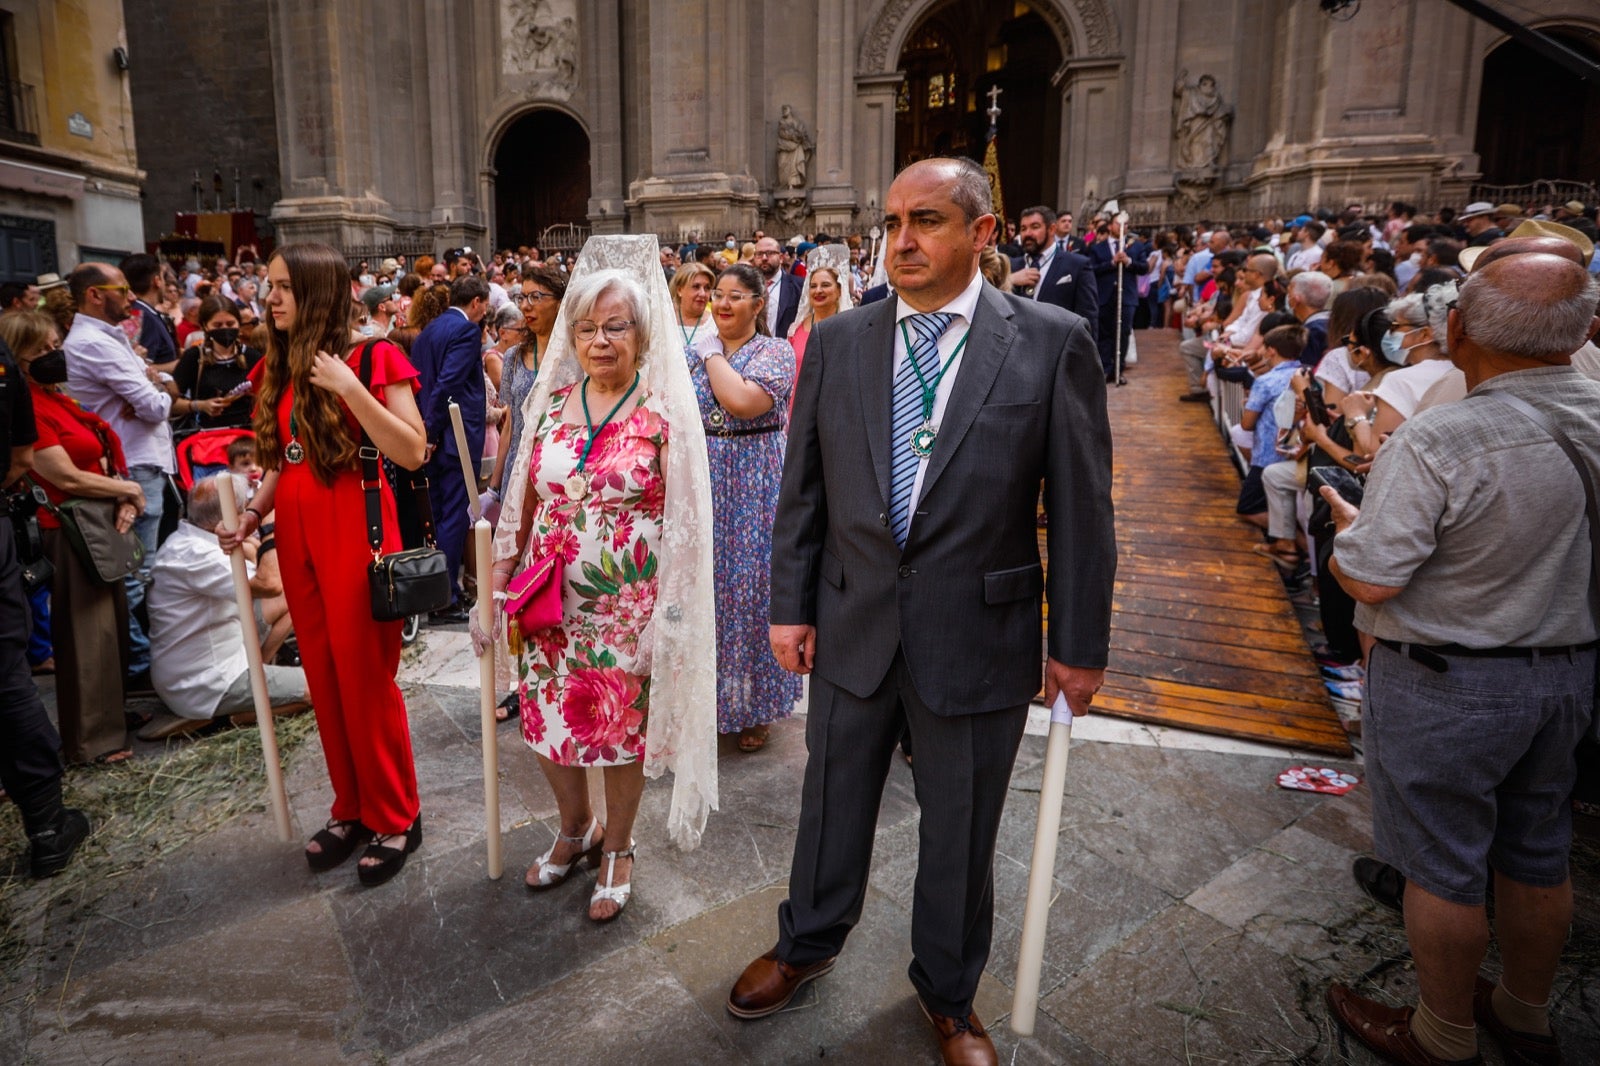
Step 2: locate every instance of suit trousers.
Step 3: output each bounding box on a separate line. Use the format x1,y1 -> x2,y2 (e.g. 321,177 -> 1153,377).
777,652 -> 1029,1017
427,452 -> 471,605
42,527 -> 129,764
0,516 -> 66,828
1096,301 -> 1138,378
1178,336 -> 1210,393
275,465 -> 420,836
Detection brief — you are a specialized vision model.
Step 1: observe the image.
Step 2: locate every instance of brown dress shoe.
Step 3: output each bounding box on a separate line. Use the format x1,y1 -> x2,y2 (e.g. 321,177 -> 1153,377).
726,949 -> 836,1019
917,996 -> 998,1066
1325,984 -> 1482,1066
1473,976 -> 1562,1066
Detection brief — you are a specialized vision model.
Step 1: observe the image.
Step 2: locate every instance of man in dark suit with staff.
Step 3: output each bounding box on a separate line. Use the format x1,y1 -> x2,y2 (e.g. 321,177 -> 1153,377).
726,157 -> 1116,1066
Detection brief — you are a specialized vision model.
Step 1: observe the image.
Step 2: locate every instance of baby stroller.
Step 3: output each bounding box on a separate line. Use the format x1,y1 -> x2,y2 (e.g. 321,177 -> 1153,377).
174,427 -> 257,497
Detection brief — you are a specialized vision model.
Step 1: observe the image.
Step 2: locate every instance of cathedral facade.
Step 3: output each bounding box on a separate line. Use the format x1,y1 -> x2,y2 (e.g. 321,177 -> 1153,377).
125,0 -> 1600,255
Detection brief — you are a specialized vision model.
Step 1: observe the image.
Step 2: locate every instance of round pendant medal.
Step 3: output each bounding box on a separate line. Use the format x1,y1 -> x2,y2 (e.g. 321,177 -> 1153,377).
284,440 -> 306,465
909,423 -> 937,458
565,473 -> 589,499
708,407 -> 726,428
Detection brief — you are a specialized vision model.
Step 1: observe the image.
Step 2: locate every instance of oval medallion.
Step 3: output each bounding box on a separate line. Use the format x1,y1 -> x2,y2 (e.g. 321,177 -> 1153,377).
909,424 -> 937,458
285,440 -> 306,465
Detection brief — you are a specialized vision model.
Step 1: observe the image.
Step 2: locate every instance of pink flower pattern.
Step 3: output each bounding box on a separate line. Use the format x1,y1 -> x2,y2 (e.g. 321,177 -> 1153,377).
516,386 -> 666,766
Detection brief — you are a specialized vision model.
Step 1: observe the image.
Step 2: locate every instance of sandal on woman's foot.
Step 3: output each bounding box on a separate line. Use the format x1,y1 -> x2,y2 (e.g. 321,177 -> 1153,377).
526,817 -> 603,891
306,818 -> 373,872
737,725 -> 770,753
85,747 -> 134,767
495,693 -> 518,725
357,815 -> 423,888
589,845 -> 635,923
1250,543 -> 1304,568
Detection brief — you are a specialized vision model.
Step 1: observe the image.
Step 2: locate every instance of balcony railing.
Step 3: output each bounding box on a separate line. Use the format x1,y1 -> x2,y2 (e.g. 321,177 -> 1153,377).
0,80 -> 39,146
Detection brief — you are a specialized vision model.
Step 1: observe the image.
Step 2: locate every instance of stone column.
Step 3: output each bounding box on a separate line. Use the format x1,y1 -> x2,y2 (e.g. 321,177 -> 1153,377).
810,0 -> 858,232
1058,59 -> 1122,220
1120,0 -> 1180,205
852,73 -> 901,226
586,0 -> 626,232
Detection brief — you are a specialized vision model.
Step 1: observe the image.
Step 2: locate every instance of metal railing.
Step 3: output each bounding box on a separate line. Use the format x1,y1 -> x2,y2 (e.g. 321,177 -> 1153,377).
1467,180 -> 1600,212
0,80 -> 39,145
537,222 -> 590,259
1209,373 -> 1250,475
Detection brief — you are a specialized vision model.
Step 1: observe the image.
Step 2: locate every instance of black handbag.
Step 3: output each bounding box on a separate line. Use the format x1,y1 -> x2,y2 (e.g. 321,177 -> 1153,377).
353,341 -> 452,621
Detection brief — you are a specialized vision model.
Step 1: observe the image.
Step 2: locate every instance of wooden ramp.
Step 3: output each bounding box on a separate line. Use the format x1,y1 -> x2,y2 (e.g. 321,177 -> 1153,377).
1047,330 -> 1352,756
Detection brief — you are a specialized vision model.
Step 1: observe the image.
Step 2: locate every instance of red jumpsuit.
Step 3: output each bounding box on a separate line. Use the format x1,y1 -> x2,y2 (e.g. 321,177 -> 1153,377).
261,342 -> 421,836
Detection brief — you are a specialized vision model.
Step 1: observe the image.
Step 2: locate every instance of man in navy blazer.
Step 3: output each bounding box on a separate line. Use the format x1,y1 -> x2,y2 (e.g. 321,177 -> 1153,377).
1008,206 -> 1098,339
1087,216 -> 1151,382
410,275 -> 490,621
753,237 -> 805,337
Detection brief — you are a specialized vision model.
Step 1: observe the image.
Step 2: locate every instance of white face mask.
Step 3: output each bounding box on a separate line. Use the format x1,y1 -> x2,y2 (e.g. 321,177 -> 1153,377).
725,240 -> 736,250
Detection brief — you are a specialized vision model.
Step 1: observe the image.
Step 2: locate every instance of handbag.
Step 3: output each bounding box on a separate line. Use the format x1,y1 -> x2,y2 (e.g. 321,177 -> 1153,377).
353,341 -> 453,622
27,479 -> 144,585
504,551 -> 564,636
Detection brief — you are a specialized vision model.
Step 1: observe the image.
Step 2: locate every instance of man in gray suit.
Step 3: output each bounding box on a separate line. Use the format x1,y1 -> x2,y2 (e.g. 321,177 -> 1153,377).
726,158 -> 1116,1066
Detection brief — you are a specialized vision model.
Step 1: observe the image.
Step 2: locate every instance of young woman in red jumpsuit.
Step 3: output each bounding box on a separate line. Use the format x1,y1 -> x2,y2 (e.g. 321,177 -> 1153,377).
220,242 -> 429,887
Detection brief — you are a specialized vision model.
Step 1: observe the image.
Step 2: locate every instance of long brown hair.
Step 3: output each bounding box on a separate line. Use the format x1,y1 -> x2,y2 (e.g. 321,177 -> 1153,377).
254,242 -> 360,484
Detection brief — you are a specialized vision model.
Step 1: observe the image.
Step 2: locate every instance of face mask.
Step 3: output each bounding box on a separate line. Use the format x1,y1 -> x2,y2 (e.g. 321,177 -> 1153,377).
28,348 -> 68,384
208,327 -> 240,349
359,324 -> 376,337
1379,331 -> 1407,365
725,240 -> 736,250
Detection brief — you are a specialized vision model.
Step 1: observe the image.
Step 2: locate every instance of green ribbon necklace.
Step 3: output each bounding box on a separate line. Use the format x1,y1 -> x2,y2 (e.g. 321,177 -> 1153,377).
285,398 -> 305,464
564,371 -> 640,500
898,320 -> 970,457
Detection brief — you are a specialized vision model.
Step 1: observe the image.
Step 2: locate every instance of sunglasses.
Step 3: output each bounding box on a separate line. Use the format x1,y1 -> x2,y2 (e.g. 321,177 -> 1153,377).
92,284 -> 130,294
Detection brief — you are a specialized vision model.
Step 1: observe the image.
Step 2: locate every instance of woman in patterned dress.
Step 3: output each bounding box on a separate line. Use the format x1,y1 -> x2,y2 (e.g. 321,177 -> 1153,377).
691,262 -> 802,752
492,270 -> 667,921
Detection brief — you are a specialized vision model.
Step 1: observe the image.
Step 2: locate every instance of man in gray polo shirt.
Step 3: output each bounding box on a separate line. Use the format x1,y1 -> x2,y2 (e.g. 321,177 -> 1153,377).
1321,253 -> 1600,1066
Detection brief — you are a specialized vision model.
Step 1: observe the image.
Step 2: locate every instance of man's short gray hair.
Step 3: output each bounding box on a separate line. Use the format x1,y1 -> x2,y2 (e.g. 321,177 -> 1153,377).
896,157 -> 993,223
1457,261 -> 1600,360
564,269 -> 652,358
1288,271 -> 1331,310
187,474 -> 249,533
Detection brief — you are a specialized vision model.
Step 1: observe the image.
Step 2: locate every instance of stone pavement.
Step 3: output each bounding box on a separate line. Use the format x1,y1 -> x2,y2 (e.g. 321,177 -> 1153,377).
5,630 -> 1598,1066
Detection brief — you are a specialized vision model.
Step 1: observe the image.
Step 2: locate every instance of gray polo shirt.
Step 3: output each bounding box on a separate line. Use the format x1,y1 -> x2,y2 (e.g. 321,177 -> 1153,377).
1335,365 -> 1600,647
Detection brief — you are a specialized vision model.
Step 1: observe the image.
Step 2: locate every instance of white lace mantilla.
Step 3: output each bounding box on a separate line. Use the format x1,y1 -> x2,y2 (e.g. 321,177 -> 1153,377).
787,243 -> 856,338
493,235 -> 719,850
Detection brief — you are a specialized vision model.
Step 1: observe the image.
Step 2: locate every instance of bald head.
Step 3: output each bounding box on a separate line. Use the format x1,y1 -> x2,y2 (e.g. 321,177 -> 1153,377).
1455,253 -> 1599,362
1474,236 -> 1584,271
893,156 -> 993,223
1247,253 -> 1280,279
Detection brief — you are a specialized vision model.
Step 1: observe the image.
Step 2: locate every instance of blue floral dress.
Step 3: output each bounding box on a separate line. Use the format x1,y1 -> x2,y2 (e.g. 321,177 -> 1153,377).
688,334 -> 803,733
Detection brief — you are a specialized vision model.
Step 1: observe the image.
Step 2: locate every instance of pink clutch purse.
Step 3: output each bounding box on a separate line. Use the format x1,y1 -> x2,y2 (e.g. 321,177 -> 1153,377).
504,554 -> 564,635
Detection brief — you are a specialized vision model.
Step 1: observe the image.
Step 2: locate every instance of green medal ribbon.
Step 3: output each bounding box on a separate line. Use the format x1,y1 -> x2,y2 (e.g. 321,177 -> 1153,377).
576,371 -> 641,475
898,319 -> 970,456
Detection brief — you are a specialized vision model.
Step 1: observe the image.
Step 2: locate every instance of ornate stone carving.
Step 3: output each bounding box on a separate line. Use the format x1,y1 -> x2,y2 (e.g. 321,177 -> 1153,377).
775,105 -> 814,190
856,0 -> 1119,74
503,0 -> 578,98
772,192 -> 809,230
1172,70 -> 1233,171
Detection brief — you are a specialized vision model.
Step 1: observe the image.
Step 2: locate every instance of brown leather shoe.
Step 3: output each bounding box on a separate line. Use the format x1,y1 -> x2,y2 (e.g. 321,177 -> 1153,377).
917,996 -> 998,1066
726,949 -> 836,1019
1326,984 -> 1482,1066
1473,976 -> 1562,1066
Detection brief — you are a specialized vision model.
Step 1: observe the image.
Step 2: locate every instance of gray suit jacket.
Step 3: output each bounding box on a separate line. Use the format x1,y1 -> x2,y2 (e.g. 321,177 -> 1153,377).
770,280 -> 1116,716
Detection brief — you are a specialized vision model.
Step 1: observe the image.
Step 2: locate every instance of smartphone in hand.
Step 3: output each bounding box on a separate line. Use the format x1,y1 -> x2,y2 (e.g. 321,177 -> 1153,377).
1309,465 -> 1364,507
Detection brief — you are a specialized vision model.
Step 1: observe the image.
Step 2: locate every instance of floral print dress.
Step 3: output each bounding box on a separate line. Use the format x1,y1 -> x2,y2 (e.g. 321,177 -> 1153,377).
516,384 -> 668,766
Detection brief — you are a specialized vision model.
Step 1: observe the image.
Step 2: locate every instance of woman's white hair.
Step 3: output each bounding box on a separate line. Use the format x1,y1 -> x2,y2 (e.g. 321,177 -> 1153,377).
562,269 -> 651,359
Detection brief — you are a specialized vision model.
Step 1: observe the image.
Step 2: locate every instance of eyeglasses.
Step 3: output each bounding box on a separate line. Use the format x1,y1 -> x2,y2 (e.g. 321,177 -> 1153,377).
751,251 -> 783,259
522,292 -> 557,303
92,284 -> 130,294
710,290 -> 758,304
574,319 -> 635,341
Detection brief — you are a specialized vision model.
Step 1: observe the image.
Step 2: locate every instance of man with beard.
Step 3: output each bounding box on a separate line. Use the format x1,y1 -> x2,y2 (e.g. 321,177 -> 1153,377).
1009,205 -> 1098,336
752,236 -> 804,338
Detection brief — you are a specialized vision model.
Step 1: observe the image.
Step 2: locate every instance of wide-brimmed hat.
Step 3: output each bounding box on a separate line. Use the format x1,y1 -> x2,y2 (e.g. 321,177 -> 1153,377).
1457,201 -> 1494,221
1459,218 -> 1596,273
1492,203 -> 1524,219
36,272 -> 66,290
1562,200 -> 1587,215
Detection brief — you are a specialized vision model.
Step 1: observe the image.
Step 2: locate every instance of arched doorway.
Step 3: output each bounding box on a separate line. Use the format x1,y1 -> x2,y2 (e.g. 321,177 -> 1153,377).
492,109 -> 591,250
892,1 -> 1064,213
1474,27 -> 1600,184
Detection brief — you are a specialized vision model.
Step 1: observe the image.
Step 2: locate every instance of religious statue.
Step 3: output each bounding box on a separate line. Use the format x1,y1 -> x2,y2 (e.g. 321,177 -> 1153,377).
503,0 -> 578,94
775,105 -> 814,190
1171,71 -> 1233,172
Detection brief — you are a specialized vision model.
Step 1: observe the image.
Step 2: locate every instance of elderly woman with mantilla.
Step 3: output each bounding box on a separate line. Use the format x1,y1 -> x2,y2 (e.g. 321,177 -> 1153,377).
481,237 -> 718,922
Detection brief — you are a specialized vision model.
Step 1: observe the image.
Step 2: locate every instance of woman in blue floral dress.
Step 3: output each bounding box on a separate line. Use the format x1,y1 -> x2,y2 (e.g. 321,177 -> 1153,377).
689,262 -> 802,751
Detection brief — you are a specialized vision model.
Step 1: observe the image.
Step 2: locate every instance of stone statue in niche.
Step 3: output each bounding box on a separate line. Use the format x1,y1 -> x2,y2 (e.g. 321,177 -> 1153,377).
504,0 -> 578,96
1171,71 -> 1233,172
775,105 -> 814,190
772,193 -> 809,230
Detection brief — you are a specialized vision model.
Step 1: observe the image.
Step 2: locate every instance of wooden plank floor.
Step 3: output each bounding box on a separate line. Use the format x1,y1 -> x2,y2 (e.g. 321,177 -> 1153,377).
1044,330 -> 1352,756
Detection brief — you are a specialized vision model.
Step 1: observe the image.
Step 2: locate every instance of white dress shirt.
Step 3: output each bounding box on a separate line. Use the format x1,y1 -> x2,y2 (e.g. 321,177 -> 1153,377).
1223,288 -> 1268,348
148,522 -> 250,719
765,273 -> 782,335
893,268 -> 985,510
1287,244 -> 1323,272
64,314 -> 174,472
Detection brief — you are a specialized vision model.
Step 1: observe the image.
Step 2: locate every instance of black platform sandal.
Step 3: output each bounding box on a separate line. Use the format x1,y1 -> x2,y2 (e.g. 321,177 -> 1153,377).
306,818 -> 372,873
357,815 -> 423,888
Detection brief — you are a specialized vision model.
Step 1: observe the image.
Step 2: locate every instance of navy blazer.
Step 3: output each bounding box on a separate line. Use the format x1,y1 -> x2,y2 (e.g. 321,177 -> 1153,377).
132,298 -> 176,365
1010,250 -> 1100,339
1087,238 -> 1151,309
770,281 -> 1115,714
770,270 -> 804,338
411,307 -> 485,460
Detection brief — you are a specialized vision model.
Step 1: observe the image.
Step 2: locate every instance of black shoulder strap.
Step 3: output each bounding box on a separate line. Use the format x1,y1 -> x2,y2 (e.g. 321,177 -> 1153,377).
1488,391 -> 1600,608
357,340 -> 436,553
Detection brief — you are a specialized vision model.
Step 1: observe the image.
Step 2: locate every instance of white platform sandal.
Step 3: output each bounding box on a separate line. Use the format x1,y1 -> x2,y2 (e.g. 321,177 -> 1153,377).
589,843 -> 636,922
525,818 -> 602,891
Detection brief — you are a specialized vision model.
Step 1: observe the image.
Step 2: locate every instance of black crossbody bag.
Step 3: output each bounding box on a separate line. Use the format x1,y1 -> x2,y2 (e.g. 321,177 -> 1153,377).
1488,392 -> 1600,817
355,341 -> 452,621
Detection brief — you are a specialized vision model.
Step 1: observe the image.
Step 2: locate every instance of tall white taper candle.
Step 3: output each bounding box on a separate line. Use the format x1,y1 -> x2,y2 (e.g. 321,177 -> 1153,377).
1011,692 -> 1075,1036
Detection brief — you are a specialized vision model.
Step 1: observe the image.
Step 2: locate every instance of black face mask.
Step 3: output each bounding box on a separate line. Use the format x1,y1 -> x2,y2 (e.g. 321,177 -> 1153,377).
208,327 -> 240,349
27,348 -> 67,384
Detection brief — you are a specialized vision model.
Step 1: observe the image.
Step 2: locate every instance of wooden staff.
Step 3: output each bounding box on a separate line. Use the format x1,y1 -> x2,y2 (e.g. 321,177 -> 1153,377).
215,473 -> 292,842
449,403 -> 502,878
1011,692 -> 1075,1037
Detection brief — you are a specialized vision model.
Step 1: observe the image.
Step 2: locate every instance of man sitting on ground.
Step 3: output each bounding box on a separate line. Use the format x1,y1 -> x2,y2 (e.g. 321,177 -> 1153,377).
141,475 -> 309,740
